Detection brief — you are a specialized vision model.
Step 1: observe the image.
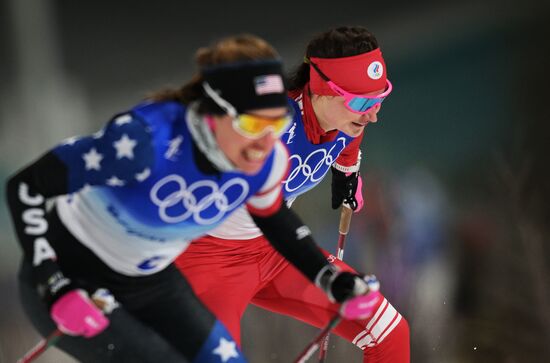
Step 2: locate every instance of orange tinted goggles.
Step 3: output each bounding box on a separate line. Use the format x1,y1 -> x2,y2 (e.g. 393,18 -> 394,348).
232,113 -> 293,139
203,81 -> 293,140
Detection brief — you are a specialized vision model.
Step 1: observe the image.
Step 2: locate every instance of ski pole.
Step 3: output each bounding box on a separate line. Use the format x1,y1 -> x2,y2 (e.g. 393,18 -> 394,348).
17,329 -> 63,363
293,313 -> 342,363
317,204 -> 353,362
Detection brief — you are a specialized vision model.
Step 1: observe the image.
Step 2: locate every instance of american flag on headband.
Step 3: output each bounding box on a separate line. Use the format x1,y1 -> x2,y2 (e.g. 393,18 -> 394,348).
253,74 -> 284,95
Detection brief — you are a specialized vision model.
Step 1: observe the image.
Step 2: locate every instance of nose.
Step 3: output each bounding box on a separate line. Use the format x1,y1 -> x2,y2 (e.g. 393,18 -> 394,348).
256,132 -> 277,150
360,104 -> 381,123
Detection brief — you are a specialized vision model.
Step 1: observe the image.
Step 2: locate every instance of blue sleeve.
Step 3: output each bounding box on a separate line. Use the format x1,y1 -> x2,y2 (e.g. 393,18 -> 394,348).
52,113 -> 154,193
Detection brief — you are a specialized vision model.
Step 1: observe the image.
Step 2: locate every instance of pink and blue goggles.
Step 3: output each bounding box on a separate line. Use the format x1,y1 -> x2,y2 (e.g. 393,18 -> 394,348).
309,60 -> 392,114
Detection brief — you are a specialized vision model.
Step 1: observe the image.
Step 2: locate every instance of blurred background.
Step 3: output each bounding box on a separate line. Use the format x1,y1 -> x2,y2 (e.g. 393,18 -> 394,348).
1,0 -> 549,362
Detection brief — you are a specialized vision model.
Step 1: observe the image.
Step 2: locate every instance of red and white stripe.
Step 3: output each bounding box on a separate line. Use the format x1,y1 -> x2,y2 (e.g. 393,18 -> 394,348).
352,298 -> 402,350
245,141 -> 289,217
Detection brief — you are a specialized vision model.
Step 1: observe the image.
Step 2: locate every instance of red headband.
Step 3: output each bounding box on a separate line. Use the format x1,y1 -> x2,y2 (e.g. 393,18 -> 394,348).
309,48 -> 387,95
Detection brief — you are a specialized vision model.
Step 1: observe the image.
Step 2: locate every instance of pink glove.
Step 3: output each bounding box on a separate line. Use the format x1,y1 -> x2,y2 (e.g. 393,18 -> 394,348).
354,174 -> 364,213
340,290 -> 381,320
339,274 -> 381,320
50,289 -> 109,338
342,173 -> 364,213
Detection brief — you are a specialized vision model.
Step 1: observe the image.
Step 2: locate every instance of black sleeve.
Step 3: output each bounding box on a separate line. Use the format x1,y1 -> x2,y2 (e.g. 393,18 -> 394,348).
250,201 -> 329,283
5,151 -> 75,305
6,113 -> 155,306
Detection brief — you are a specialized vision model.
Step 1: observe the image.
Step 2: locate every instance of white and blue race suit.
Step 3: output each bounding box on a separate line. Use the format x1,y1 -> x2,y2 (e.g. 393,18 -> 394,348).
53,101 -> 287,277
280,98 -> 354,197
209,97 -> 355,240
8,100 -> 297,363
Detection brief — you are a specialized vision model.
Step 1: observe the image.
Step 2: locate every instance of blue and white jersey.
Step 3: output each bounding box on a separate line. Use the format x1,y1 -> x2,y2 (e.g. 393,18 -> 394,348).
53,101 -> 288,275
209,97 -> 355,240
279,98 -> 354,198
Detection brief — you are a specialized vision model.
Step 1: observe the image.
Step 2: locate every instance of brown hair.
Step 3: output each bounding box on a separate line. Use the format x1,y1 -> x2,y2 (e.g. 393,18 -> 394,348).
288,26 -> 379,92
149,34 -> 279,113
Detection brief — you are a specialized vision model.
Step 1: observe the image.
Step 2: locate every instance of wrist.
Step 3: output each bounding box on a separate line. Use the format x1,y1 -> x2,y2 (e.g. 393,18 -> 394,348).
314,264 -> 341,303
38,271 -> 77,309
332,162 -> 360,174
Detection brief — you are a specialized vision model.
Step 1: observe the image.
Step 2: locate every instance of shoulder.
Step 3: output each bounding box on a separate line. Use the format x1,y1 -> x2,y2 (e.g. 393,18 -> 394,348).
287,96 -> 302,117
131,100 -> 187,127
260,141 -> 289,193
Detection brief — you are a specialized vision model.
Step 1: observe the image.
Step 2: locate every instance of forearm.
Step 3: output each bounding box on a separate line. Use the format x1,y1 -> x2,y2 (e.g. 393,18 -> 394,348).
250,202 -> 378,304
251,203 -> 329,282
6,152 -> 73,303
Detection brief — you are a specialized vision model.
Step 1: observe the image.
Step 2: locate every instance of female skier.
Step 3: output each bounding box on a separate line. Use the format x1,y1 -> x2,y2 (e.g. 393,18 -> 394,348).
176,27 -> 410,362
7,34 -> 377,363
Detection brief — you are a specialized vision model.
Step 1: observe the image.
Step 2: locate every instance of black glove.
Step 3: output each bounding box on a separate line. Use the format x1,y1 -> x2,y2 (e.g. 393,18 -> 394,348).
331,167 -> 359,211
316,266 -> 375,303
36,268 -> 79,309
37,268 -> 118,314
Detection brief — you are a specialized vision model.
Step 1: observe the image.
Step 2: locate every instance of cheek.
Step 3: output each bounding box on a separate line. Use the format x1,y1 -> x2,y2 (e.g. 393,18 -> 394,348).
220,130 -> 254,162
215,123 -> 239,154
333,100 -> 360,118
322,101 -> 350,127
330,108 -> 358,129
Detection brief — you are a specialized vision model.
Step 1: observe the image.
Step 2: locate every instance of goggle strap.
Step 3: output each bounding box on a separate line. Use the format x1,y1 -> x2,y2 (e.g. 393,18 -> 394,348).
308,60 -> 331,82
202,82 -> 238,117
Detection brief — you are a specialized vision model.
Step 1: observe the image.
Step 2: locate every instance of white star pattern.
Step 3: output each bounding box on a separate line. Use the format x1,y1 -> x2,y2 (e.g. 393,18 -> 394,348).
113,134 -> 137,159
135,168 -> 151,182
83,148 -> 103,170
106,176 -> 125,187
212,338 -> 239,362
57,113 -> 153,194
114,114 -> 133,126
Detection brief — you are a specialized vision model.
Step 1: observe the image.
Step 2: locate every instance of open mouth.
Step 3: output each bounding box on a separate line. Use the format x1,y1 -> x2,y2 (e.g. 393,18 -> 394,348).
244,148 -> 267,163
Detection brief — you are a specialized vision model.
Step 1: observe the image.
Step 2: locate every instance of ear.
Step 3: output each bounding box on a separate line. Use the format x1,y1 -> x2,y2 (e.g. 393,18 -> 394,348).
205,115 -> 217,131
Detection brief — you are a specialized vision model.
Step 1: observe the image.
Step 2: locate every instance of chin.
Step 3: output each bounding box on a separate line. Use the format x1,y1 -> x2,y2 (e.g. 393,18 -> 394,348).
237,162 -> 264,175
343,127 -> 363,138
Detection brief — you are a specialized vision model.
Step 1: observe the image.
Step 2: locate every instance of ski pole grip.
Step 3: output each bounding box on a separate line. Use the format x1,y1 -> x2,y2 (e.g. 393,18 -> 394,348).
338,205 -> 353,235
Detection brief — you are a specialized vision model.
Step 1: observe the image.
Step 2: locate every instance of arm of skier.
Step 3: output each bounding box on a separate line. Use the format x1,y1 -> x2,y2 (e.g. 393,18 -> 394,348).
5,112 -> 153,336
331,134 -> 364,212
246,142 -> 378,313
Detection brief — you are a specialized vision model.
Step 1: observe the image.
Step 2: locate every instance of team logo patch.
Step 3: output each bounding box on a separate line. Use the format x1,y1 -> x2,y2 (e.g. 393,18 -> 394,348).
367,61 -> 383,80
254,74 -> 284,95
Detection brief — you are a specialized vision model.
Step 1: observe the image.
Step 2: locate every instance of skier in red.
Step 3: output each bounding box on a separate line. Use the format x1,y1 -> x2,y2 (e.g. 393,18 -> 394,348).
176,26 -> 410,362
8,34 -> 381,363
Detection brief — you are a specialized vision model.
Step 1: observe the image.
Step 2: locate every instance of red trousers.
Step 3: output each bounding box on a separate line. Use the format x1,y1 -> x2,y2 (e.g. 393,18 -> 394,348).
175,235 -> 410,363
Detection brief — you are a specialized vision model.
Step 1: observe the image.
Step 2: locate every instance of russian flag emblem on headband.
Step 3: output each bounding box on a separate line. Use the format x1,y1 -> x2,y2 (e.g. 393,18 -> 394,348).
367,61 -> 383,80
254,74 -> 284,95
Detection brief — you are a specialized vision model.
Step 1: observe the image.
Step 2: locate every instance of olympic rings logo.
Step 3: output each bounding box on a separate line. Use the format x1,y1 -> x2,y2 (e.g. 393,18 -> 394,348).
150,175 -> 249,225
283,137 -> 347,193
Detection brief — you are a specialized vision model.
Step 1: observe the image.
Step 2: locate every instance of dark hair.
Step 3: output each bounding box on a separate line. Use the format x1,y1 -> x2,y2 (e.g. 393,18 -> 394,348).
149,34 -> 279,114
288,26 -> 379,91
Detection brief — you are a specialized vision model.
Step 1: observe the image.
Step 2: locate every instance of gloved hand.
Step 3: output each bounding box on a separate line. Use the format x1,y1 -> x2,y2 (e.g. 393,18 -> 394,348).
316,266 -> 381,319
331,167 -> 364,212
340,276 -> 381,320
50,289 -> 109,338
